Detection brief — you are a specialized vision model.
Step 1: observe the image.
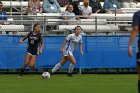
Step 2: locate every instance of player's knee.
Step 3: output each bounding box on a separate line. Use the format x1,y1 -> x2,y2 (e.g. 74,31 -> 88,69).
60,62 -> 66,66
29,64 -> 35,69
72,62 -> 76,65
24,62 -> 29,66
60,62 -> 64,66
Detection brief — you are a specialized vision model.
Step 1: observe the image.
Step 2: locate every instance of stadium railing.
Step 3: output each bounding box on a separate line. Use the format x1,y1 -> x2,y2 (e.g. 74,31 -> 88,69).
0,13 -> 133,35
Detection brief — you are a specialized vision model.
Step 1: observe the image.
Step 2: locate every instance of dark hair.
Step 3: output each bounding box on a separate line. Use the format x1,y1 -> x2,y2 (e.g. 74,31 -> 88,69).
66,4 -> 73,11
0,1 -> 2,4
33,23 -> 41,30
72,1 -> 82,15
74,26 -> 83,31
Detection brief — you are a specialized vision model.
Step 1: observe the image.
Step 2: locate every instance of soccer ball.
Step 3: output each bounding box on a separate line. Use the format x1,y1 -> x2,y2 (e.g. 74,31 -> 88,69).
42,72 -> 51,79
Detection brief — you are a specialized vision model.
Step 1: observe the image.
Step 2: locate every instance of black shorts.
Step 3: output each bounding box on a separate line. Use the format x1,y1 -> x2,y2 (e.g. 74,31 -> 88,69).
26,48 -> 38,56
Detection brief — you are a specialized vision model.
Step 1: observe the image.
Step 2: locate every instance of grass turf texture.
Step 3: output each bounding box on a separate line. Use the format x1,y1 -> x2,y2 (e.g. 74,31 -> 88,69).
0,74 -> 137,93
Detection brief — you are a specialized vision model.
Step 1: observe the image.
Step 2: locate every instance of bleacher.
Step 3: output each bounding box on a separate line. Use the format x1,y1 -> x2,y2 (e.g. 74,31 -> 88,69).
0,1 -> 138,35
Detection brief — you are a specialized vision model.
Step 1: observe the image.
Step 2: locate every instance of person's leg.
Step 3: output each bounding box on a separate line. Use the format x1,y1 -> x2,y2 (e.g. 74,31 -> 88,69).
137,66 -> 140,93
19,53 -> 31,77
29,56 -> 37,71
51,56 -> 67,73
137,52 -> 140,93
67,56 -> 76,77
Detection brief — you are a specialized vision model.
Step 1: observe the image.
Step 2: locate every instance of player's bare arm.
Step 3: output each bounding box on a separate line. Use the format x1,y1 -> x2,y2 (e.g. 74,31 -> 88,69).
39,36 -> 44,54
19,32 -> 30,44
79,42 -> 83,55
128,26 -> 139,57
60,39 -> 67,52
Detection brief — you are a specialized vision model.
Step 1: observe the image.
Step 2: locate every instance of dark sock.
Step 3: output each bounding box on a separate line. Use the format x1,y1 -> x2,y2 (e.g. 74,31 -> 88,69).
138,80 -> 140,93
31,67 -> 35,71
19,68 -> 25,76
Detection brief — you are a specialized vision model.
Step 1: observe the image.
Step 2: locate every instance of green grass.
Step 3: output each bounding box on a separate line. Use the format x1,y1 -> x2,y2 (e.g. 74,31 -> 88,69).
0,74 -> 137,93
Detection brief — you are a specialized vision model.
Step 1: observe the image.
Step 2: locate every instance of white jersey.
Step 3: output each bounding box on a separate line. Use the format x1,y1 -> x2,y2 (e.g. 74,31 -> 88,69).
63,33 -> 82,56
80,5 -> 92,16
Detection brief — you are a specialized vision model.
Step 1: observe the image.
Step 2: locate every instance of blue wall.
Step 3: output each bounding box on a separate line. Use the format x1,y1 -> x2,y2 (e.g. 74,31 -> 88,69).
0,35 -> 137,69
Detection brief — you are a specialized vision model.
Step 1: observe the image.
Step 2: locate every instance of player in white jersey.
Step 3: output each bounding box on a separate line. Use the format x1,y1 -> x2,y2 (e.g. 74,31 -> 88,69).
63,32 -> 82,56
48,26 -> 83,77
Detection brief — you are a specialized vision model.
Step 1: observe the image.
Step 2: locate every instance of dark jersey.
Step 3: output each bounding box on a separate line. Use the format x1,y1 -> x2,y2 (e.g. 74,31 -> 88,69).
133,11 -> 140,65
89,1 -> 102,13
27,31 -> 41,55
132,11 -> 140,47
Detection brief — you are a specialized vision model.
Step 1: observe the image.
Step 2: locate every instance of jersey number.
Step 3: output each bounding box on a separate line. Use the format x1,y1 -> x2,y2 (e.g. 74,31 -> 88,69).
31,40 -> 34,44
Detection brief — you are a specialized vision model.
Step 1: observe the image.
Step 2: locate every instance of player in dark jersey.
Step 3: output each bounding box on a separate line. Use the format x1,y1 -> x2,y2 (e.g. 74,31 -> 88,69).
19,23 -> 44,77
128,11 -> 140,93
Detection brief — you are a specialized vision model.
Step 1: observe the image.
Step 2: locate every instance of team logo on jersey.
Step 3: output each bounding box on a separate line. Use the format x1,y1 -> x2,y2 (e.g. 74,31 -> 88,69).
29,36 -> 38,40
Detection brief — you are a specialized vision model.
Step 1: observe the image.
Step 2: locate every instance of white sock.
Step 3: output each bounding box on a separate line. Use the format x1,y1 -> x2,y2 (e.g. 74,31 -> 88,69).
52,63 -> 61,73
68,63 -> 75,73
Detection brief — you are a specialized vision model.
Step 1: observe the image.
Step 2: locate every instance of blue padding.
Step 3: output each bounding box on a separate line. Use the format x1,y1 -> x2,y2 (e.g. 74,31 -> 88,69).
0,35 -> 137,69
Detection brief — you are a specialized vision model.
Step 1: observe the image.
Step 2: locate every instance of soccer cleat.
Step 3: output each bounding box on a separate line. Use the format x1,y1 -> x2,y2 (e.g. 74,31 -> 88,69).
19,68 -> 25,78
19,75 -> 22,78
67,73 -> 73,77
19,74 -> 23,78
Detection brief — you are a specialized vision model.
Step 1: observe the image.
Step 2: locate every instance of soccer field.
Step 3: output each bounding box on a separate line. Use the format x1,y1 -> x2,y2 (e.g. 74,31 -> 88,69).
0,74 -> 137,93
